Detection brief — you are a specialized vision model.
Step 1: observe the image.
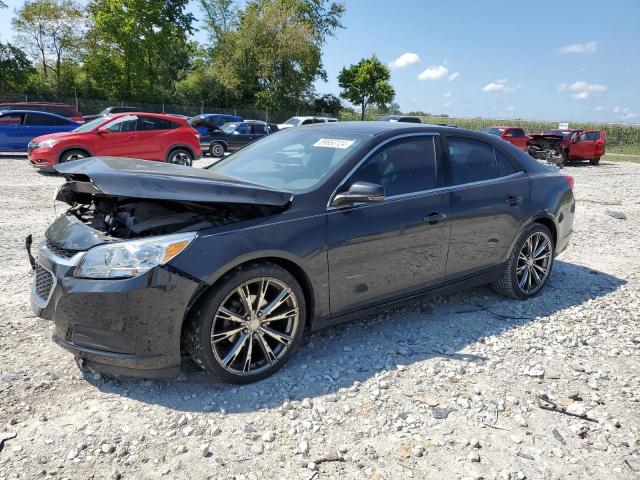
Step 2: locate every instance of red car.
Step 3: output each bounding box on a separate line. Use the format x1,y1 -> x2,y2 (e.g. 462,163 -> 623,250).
528,129 -> 606,166
481,126 -> 528,150
0,102 -> 84,123
28,113 -> 201,170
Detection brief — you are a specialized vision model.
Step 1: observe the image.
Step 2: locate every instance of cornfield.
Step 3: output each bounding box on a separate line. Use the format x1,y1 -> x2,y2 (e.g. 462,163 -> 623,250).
339,113 -> 640,154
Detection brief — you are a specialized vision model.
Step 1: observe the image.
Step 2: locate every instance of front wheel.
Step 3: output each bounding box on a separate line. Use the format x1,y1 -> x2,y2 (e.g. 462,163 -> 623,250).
492,223 -> 555,300
58,149 -> 88,164
209,142 -> 226,158
167,149 -> 193,166
186,263 -> 306,384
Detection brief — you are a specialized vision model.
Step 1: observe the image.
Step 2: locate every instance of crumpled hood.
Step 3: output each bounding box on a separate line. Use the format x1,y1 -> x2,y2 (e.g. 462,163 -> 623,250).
54,157 -> 293,207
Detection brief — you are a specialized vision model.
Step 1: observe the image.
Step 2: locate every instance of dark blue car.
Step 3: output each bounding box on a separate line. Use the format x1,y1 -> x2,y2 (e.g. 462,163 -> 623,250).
188,113 -> 243,136
0,110 -> 80,152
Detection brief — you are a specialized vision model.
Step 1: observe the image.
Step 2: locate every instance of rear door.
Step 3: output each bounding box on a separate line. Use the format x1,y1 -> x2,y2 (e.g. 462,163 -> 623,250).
250,123 -> 268,141
0,112 -> 25,151
136,116 -> 178,160
443,136 -> 529,278
327,134 -> 451,314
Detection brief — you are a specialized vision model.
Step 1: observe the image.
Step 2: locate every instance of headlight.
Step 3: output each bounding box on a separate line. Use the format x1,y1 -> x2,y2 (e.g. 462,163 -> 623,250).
75,232 -> 197,279
37,139 -> 59,148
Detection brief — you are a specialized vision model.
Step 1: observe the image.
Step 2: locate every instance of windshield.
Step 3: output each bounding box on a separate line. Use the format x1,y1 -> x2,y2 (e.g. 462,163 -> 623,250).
208,130 -> 366,192
284,118 -> 301,126
482,127 -> 505,136
221,122 -> 239,133
73,116 -> 108,133
544,129 -> 571,138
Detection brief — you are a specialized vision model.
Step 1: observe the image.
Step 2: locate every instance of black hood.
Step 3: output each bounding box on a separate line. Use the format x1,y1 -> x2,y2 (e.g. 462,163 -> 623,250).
55,157 -> 293,207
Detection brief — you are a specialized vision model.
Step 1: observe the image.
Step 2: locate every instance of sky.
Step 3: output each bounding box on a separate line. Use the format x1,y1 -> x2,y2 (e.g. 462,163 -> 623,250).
2,0 -> 639,123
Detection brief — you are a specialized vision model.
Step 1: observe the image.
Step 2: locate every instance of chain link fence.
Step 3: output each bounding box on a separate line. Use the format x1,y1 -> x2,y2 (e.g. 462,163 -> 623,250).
0,92 -> 334,123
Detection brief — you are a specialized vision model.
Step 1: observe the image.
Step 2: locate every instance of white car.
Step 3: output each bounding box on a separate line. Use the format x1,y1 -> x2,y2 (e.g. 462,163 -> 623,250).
277,116 -> 338,130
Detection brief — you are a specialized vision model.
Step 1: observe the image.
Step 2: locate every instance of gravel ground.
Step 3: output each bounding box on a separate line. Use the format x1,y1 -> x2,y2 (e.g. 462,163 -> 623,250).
1,157 -> 639,480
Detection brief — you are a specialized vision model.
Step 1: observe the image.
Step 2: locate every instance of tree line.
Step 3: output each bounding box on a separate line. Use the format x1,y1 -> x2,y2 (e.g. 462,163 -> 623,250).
1,0 -> 396,118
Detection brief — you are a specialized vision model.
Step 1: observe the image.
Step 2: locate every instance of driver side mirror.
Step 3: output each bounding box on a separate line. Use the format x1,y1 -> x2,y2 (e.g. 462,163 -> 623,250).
571,137 -> 578,143
332,181 -> 385,207
97,127 -> 111,135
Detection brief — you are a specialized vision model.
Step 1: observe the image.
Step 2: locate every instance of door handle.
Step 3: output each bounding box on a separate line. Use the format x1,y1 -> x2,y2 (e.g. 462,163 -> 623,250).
506,195 -> 523,206
424,212 -> 447,224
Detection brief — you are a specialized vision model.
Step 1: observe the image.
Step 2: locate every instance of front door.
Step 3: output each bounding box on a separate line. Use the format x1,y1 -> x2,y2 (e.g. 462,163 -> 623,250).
229,123 -> 254,150
443,136 -> 529,278
95,115 -> 143,158
572,131 -> 597,159
327,134 -> 451,315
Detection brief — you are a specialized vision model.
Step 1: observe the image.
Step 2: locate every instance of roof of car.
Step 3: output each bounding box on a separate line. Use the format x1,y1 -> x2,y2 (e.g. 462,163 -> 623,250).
489,125 -> 521,129
292,120 -> 478,137
106,112 -> 188,122
0,109 -> 77,121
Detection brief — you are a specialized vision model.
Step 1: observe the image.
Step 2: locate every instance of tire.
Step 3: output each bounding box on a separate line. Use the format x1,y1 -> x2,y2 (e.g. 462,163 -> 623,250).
167,148 -> 193,166
492,223 -> 555,300
209,142 -> 226,158
559,150 -> 569,167
590,157 -> 601,166
58,149 -> 89,164
186,262 -> 306,384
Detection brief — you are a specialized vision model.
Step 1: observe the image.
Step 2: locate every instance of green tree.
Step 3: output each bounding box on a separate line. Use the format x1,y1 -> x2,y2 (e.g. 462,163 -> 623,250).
338,55 -> 395,121
199,0 -> 238,45
311,93 -> 342,115
85,0 -> 195,100
0,43 -> 34,93
12,0 -> 85,89
212,0 -> 344,111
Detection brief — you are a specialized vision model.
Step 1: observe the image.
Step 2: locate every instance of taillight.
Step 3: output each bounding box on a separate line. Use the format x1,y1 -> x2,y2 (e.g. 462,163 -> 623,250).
563,175 -> 574,190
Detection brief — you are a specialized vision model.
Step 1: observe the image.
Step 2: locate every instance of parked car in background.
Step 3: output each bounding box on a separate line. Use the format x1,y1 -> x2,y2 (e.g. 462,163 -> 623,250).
277,116 -> 338,130
29,122 -> 574,382
189,114 -> 244,136
28,112 -> 201,170
203,120 -> 272,157
83,106 -> 139,122
528,129 -> 606,166
0,102 -> 84,123
0,110 -> 80,152
482,126 -> 528,150
379,115 -> 422,124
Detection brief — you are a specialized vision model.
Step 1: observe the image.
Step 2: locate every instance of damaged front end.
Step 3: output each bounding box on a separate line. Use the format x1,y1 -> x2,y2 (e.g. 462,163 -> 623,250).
51,156 -> 293,242
527,134 -> 565,166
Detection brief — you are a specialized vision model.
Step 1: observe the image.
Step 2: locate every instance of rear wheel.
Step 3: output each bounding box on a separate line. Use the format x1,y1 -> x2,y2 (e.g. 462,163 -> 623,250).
58,149 -> 89,164
590,157 -> 601,165
209,142 -> 226,158
167,148 -> 193,166
186,263 -> 306,384
492,223 -> 555,300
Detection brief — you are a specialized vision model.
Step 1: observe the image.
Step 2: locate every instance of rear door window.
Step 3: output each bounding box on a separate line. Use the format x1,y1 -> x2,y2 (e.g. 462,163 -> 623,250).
447,137 -> 498,185
138,116 -> 177,131
251,124 -> 267,135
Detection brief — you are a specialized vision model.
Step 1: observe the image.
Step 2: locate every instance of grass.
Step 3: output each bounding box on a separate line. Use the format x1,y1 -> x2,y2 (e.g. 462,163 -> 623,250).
603,153 -> 640,164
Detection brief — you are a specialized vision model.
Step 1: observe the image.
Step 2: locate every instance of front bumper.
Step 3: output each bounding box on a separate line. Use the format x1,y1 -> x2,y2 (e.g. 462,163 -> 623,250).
28,145 -> 57,170
30,242 -> 202,378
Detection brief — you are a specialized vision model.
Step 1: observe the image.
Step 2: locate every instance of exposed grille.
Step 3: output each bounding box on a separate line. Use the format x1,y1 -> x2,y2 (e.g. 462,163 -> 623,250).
34,264 -> 54,303
46,239 -> 80,258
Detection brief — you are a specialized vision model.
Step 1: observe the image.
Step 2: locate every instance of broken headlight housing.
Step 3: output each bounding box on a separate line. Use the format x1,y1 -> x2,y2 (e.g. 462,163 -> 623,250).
74,232 -> 196,279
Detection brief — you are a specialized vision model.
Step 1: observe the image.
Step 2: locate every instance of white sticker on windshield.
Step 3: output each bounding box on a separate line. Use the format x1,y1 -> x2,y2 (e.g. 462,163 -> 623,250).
313,138 -> 355,149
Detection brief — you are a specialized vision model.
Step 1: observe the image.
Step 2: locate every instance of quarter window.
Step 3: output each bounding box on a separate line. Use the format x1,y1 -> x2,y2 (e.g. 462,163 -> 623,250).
447,137 -> 498,185
348,136 -> 438,197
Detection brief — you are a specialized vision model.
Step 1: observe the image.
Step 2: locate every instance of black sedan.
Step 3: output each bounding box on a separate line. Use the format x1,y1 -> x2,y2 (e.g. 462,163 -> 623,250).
200,120 -> 275,158
30,122 -> 575,383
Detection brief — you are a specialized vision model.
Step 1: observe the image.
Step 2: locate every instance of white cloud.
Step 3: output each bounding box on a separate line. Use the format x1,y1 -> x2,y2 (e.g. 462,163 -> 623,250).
443,91 -> 452,98
567,81 -> 607,92
614,106 -> 629,114
443,102 -> 451,107
418,65 -> 448,81
448,72 -> 460,82
572,92 -> 589,100
482,79 -> 521,93
389,52 -> 420,70
557,83 -> 567,92
558,41 -> 599,55
594,105 -> 603,111
506,106 -> 516,111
